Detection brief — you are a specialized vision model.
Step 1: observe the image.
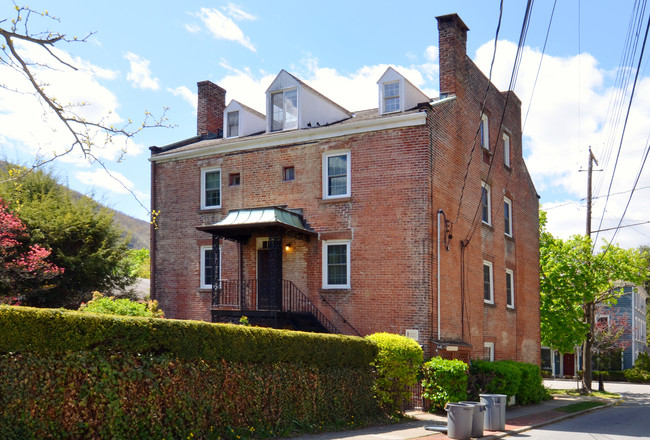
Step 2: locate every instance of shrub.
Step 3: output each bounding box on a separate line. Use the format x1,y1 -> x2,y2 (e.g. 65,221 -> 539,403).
421,357 -> 468,412
634,352 -> 650,371
79,292 -> 164,318
366,333 -> 423,415
468,359 -> 521,402
623,353 -> 650,383
502,361 -> 550,404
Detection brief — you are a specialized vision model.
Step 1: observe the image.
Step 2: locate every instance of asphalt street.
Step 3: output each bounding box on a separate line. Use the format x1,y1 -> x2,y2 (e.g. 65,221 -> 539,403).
505,381 -> 650,439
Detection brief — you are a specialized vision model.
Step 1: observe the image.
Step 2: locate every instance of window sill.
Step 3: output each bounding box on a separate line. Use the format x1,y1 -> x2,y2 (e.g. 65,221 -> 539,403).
320,196 -> 352,204
482,221 -> 493,230
320,287 -> 350,293
505,234 -> 514,241
483,300 -> 495,306
199,207 -> 222,213
507,305 -> 515,311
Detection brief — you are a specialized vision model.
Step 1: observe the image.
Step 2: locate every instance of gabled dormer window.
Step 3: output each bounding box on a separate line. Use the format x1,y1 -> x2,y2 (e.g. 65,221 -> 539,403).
271,89 -> 298,131
226,111 -> 239,138
383,82 -> 400,113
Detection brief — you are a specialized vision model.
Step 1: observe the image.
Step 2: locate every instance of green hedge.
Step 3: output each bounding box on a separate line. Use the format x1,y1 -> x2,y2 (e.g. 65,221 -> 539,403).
502,361 -> 550,404
421,357 -> 468,412
0,306 -> 376,368
468,359 -> 521,402
0,306 -> 383,438
0,351 -> 380,439
366,333 -> 423,415
623,353 -> 650,383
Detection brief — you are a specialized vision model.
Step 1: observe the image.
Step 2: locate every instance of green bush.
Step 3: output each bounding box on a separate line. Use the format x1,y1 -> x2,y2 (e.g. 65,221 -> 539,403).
502,361 -> 550,404
634,352 -> 650,371
79,292 -> 164,318
421,357 -> 468,412
468,359 -> 521,402
366,333 -> 423,415
0,306 -> 376,368
0,351 -> 381,439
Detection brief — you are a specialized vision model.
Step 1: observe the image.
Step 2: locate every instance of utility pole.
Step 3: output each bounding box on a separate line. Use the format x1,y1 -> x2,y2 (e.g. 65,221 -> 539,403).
582,147 -> 599,391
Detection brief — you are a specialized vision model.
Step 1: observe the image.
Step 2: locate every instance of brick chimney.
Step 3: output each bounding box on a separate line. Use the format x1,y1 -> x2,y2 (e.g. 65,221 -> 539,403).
197,80 -> 227,136
436,14 -> 469,96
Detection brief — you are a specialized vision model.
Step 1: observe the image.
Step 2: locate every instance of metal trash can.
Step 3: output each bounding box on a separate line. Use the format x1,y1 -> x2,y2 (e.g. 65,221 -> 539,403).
444,402 -> 474,440
460,400 -> 486,438
480,394 -> 507,431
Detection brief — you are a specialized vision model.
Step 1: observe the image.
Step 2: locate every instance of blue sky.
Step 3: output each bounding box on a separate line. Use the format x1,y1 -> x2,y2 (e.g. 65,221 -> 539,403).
2,1 -> 650,249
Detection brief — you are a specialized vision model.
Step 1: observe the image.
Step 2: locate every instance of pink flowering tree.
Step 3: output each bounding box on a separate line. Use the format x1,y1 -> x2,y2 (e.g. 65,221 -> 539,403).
593,305 -> 631,371
0,198 -> 63,304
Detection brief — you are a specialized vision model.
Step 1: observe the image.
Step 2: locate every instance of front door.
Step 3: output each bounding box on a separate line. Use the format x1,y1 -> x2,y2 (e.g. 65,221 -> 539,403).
257,248 -> 274,309
563,353 -> 575,377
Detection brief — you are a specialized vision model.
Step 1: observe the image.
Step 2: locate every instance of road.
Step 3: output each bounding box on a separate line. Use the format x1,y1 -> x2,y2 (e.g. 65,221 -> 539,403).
505,381 -> 650,439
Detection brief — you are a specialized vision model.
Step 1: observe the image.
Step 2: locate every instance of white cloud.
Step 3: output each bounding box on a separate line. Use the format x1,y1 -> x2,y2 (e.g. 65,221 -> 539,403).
76,168 -> 148,202
223,3 -> 257,21
192,7 -> 256,52
168,86 -> 197,110
472,39 -> 650,249
0,40 -> 140,167
124,52 -> 160,90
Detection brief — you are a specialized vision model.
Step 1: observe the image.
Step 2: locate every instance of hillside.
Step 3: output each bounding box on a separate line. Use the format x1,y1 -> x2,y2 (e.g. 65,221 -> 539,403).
112,210 -> 150,250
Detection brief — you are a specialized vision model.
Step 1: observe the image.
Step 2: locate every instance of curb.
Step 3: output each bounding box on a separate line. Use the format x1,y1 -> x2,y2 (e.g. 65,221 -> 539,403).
477,398 -> 619,440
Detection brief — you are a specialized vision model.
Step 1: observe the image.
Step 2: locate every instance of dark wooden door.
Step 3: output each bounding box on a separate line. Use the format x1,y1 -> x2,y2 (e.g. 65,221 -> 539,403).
563,353 -> 575,377
257,249 -> 274,310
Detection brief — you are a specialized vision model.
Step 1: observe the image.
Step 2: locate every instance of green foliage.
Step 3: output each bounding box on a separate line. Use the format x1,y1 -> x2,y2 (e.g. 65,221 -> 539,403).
125,248 -> 150,278
623,353 -> 650,383
79,292 -> 163,318
421,357 -> 468,412
501,361 -> 550,405
239,315 -> 250,326
366,333 -> 423,415
0,166 -> 135,308
0,305 -> 377,368
0,351 -> 381,439
468,359 -> 521,401
539,210 -> 648,354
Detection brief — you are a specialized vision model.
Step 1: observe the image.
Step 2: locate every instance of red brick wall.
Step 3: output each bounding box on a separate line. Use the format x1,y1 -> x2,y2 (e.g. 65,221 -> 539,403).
151,13 -> 540,363
197,81 -> 226,136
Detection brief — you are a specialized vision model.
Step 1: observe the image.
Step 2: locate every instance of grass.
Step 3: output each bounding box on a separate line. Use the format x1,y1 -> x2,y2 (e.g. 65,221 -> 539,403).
550,388 -> 620,399
554,401 -> 606,413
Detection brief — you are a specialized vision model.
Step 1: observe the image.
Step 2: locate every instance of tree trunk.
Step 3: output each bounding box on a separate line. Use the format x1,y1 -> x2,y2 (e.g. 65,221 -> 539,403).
582,301 -> 594,391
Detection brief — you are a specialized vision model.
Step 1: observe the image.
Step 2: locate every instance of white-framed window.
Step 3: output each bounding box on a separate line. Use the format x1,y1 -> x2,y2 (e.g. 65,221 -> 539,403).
483,260 -> 494,304
484,342 -> 495,361
201,167 -> 221,209
323,151 -> 351,199
226,111 -> 239,138
480,114 -> 489,150
200,245 -> 220,289
322,240 -> 351,289
383,81 -> 400,113
506,269 -> 514,308
503,133 -> 511,167
481,182 -> 491,225
271,89 -> 298,131
504,197 -> 513,237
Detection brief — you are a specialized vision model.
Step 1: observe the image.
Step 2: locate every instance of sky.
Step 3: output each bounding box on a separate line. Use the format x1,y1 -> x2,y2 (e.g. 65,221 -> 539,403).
1,0 -> 650,250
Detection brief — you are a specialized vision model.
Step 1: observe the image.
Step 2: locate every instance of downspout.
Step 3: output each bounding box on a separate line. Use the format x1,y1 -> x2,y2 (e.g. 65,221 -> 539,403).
437,209 -> 442,340
632,287 -> 636,366
149,149 -> 157,300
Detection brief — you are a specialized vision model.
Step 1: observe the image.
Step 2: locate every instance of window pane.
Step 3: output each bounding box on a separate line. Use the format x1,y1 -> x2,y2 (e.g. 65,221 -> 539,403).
506,272 -> 513,306
227,111 -> 239,137
384,83 -> 400,112
327,244 -> 347,285
327,155 -> 348,196
203,248 -> 214,286
271,92 -> 284,131
205,171 -> 220,206
283,166 -> 295,181
483,264 -> 492,301
504,200 -> 511,235
503,134 -> 510,166
284,89 -> 298,129
481,186 -> 489,223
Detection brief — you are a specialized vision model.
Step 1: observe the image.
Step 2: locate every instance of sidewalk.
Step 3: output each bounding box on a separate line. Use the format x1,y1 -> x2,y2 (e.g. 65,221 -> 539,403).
288,394 -> 618,440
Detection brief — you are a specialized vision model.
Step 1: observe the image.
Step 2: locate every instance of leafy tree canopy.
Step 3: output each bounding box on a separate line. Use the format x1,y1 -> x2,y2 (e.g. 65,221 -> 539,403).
539,210 -> 648,354
0,165 -> 134,308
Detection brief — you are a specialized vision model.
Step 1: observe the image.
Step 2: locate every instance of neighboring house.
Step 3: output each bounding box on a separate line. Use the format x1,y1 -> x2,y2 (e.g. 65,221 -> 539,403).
149,14 -> 540,362
595,284 -> 648,370
541,284 -> 648,376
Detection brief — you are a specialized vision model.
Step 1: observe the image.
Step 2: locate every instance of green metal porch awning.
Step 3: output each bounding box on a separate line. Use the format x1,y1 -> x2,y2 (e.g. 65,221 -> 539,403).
196,206 -> 316,241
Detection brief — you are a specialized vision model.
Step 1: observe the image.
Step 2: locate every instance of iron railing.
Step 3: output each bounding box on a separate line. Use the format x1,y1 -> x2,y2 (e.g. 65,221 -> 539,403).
212,279 -> 348,334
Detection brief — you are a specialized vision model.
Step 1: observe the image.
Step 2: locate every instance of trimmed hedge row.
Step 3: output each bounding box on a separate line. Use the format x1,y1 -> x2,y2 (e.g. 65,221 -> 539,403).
421,357 -> 468,412
0,306 -> 376,368
0,306 -> 382,439
0,351 -> 379,439
468,360 -> 549,405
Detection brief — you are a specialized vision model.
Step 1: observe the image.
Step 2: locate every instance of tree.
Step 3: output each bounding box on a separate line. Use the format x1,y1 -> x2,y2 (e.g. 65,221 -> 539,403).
592,307 -> 630,372
0,197 -> 63,303
0,166 -> 134,308
539,210 -> 647,390
1,4 -> 169,213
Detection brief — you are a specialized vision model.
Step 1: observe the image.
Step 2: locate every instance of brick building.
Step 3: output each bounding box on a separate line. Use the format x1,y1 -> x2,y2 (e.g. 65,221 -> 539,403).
149,14 -> 540,362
